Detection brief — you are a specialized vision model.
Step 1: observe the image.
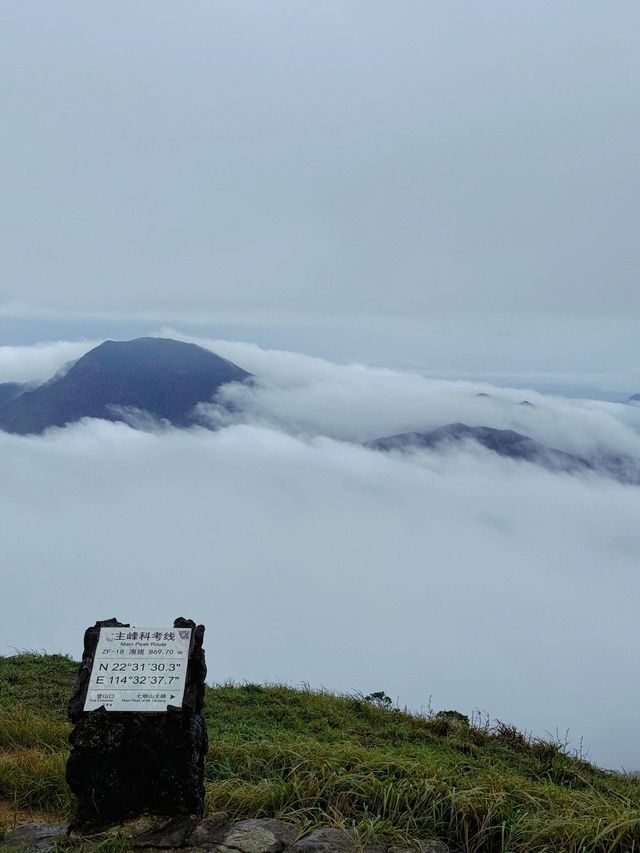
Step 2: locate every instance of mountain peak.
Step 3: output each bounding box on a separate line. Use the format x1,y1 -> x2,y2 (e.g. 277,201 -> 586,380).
0,337 -> 250,435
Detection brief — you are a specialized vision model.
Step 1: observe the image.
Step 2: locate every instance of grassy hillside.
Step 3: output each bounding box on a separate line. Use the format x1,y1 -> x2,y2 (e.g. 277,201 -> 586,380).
1,655 -> 640,852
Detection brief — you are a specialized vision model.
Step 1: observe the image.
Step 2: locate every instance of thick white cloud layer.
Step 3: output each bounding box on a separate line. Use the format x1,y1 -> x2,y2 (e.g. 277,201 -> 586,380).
180,333 -> 640,458
3,339 -> 640,771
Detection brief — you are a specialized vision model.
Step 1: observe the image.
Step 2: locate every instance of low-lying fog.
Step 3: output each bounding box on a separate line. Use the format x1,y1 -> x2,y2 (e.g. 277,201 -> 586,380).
3,337 -> 640,771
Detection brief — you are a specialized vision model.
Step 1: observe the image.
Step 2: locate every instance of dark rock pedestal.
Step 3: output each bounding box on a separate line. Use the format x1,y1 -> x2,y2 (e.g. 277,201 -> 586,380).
66,617 -> 207,832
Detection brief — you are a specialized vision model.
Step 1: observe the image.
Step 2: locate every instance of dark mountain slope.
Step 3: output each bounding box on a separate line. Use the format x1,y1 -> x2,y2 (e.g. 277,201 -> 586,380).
366,422 -> 640,484
366,423 -> 593,474
0,382 -> 27,408
0,337 -> 250,435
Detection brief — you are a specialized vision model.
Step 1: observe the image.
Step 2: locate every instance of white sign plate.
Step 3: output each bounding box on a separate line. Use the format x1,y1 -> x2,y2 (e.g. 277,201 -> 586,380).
84,626 -> 192,712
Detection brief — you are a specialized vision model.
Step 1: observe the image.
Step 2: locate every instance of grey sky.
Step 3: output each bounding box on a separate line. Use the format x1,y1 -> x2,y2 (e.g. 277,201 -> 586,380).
1,1 -> 639,370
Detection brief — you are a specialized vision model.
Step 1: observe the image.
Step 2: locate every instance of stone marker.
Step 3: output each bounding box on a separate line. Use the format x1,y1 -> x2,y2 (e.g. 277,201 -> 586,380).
66,617 -> 207,832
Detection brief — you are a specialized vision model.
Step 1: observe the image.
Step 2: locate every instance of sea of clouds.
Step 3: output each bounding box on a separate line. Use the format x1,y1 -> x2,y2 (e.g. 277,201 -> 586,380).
2,335 -> 640,770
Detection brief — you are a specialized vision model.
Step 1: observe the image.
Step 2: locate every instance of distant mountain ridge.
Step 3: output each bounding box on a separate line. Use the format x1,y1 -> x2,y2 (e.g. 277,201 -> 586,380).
365,423 -> 592,473
0,337 -> 250,435
365,423 -> 640,485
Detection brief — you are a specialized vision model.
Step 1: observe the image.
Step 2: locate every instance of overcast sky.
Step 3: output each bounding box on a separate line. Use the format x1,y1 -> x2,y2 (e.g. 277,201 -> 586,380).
1,1 -> 639,388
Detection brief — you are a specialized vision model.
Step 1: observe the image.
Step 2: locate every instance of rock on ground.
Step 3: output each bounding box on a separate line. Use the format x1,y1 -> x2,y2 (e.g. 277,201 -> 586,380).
218,820 -> 300,852
1,823 -> 68,851
0,818 -> 449,853
389,843 -> 449,853
287,828 -> 384,853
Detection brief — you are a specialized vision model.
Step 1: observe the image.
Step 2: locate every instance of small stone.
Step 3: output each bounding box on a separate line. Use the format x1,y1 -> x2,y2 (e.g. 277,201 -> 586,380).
389,843 -> 449,853
131,814 -> 201,847
122,815 -> 169,837
418,843 -> 449,853
287,828 -> 361,853
218,826 -> 279,853
231,821 -> 299,848
188,814 -> 231,846
2,823 -> 68,851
